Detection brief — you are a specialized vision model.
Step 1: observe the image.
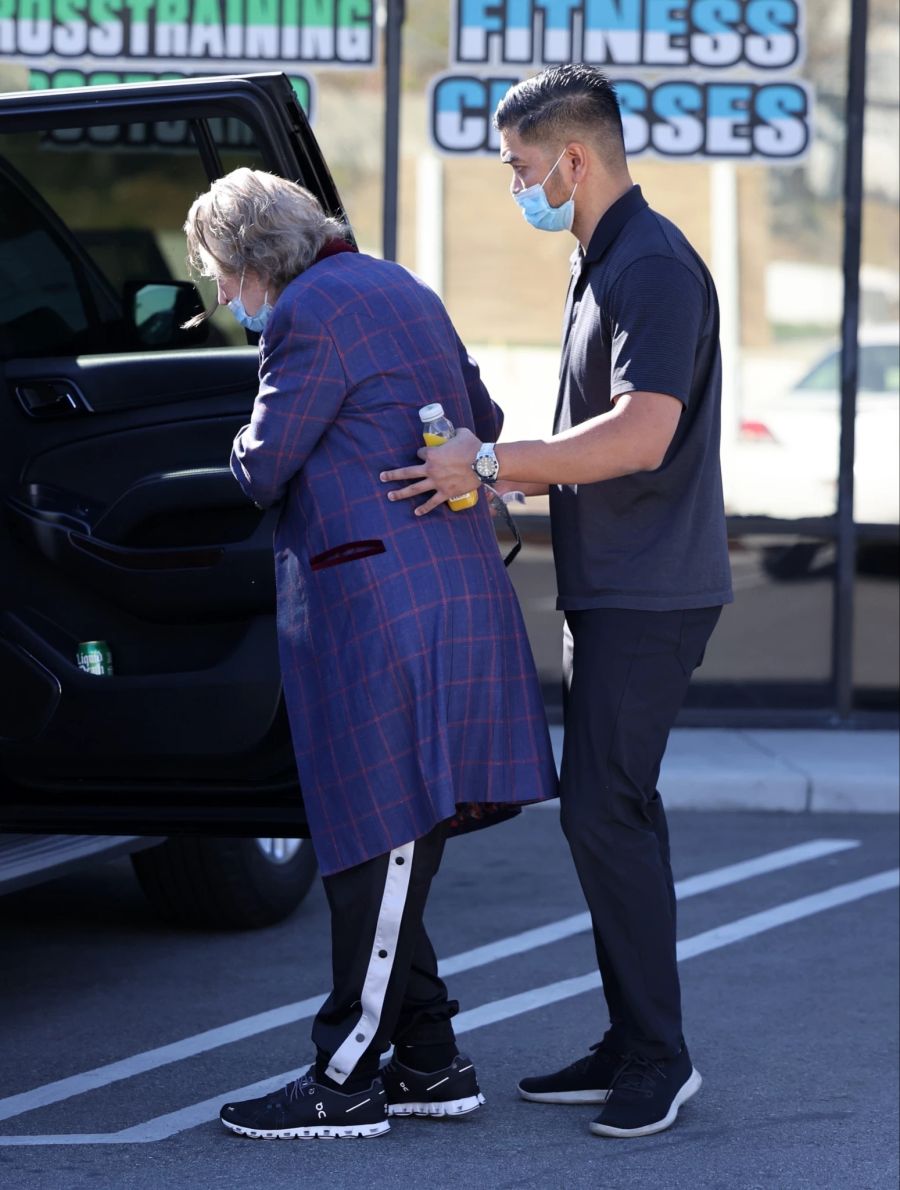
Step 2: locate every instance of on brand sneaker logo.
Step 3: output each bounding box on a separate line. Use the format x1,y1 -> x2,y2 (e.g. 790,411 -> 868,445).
315,1101 -> 327,1119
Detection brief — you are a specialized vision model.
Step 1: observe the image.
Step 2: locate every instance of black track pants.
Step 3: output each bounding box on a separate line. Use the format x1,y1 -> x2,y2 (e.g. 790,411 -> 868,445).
559,606 -> 722,1060
312,820 -> 458,1086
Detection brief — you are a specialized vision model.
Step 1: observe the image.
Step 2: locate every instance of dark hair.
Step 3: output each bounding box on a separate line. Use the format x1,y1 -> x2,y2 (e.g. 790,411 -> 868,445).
494,65 -> 626,164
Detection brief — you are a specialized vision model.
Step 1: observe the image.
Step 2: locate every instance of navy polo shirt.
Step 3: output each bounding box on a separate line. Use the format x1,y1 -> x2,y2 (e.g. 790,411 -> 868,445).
550,185 -> 733,612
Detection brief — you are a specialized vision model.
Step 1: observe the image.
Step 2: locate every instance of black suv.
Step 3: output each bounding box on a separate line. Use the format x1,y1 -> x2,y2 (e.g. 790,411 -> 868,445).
0,75 -> 351,927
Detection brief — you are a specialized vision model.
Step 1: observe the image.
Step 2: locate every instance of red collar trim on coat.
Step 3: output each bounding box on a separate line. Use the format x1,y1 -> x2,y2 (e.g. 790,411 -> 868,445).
314,237 -> 358,263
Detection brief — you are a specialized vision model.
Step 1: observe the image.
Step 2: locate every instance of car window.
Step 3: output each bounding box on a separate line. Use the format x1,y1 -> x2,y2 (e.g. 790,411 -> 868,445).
859,344 -> 900,393
0,169 -> 95,357
794,343 -> 900,395
0,114 -> 268,360
794,350 -> 840,392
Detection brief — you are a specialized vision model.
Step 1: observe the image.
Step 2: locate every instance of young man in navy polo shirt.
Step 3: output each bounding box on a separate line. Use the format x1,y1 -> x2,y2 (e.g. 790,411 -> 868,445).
382,64 -> 733,1138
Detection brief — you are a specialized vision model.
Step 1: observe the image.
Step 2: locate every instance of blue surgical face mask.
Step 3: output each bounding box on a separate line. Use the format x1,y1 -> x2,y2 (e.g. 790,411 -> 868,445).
228,273 -> 273,333
513,148 -> 577,233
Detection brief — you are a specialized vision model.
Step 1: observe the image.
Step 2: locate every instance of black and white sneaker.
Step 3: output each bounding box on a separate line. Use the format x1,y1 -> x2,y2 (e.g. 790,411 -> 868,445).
382,1053 -> 485,1118
518,1042 -> 623,1104
589,1049 -> 702,1138
220,1071 -> 390,1139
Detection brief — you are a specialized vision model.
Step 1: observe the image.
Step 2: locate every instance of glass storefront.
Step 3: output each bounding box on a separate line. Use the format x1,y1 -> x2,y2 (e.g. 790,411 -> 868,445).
0,0 -> 895,723
426,0 -> 899,723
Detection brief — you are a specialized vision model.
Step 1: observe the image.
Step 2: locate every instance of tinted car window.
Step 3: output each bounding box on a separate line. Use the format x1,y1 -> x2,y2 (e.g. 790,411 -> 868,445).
0,117 -> 267,360
0,172 -> 91,357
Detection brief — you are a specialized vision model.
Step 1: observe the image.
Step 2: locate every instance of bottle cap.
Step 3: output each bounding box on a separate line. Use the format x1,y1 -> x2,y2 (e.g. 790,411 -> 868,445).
419,403 -> 444,422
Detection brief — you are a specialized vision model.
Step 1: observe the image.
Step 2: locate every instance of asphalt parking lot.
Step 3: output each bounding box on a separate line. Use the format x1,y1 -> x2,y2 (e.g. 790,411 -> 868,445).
0,808 -> 897,1190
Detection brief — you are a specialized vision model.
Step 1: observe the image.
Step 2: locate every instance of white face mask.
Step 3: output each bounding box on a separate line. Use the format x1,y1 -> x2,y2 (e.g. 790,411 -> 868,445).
513,148 -> 577,233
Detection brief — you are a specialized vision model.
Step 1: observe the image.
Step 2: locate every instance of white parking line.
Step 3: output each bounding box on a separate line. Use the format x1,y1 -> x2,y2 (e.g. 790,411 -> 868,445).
0,838 -> 857,1126
0,866 -> 893,1146
455,868 -> 900,1032
441,838 -> 861,976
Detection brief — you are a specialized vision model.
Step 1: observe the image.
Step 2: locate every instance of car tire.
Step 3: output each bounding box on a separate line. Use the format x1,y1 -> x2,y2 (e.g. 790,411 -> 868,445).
131,836 -> 317,930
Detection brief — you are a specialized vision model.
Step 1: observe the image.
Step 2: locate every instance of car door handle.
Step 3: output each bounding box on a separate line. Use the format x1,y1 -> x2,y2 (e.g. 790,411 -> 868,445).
16,380 -> 88,418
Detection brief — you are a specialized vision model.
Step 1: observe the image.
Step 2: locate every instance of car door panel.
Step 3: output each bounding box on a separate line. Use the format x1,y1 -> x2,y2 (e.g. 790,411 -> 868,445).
93,467 -> 252,543
1,609 -> 281,753
2,364 -> 286,767
9,347 -> 260,415
20,408 -> 251,500
0,635 -> 61,742
0,74 -> 341,833
7,481 -> 275,621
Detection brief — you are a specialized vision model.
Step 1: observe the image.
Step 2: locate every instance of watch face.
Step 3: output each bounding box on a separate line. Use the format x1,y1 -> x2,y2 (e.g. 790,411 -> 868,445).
475,453 -> 499,480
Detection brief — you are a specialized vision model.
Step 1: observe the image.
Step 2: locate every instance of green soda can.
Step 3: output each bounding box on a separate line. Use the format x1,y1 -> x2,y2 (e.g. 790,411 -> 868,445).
76,640 -> 113,676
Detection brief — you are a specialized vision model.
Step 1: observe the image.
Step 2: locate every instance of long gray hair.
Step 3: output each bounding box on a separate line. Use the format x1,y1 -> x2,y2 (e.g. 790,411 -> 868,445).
183,167 -> 350,321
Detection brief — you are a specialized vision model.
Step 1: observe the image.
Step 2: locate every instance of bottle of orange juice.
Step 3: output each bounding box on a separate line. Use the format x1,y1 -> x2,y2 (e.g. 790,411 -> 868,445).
418,403 -> 479,511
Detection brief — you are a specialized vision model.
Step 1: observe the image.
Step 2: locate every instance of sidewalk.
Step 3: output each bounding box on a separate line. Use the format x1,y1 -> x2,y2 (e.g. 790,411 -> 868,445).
546,728 -> 899,813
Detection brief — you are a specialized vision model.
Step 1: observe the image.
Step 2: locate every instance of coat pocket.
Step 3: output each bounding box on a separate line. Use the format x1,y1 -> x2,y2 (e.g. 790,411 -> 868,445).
309,539 -> 386,571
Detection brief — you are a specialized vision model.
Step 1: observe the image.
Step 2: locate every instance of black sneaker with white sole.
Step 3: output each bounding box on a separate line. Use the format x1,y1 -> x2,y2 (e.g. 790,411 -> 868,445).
518,1041 -> 623,1104
382,1053 -> 485,1118
589,1048 -> 701,1138
220,1071 -> 390,1139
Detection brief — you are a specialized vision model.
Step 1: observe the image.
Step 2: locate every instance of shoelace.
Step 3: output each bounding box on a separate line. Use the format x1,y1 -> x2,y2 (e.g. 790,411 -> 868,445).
570,1055 -> 596,1075
561,1041 -> 608,1076
608,1054 -> 668,1100
285,1072 -> 316,1102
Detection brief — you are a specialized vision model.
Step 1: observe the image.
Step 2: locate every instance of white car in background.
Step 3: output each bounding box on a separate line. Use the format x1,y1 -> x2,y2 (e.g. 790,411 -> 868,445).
728,326 -> 900,525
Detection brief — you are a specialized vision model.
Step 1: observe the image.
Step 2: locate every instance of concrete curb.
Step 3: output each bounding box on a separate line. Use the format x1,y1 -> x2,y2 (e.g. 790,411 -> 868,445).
541,727 -> 899,814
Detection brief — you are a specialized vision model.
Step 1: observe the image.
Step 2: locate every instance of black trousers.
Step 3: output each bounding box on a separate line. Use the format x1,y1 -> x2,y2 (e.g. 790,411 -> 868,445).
312,820 -> 458,1087
560,606 -> 722,1061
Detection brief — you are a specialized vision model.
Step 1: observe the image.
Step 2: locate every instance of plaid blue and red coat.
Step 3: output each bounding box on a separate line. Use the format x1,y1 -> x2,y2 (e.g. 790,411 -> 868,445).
231,249 -> 558,876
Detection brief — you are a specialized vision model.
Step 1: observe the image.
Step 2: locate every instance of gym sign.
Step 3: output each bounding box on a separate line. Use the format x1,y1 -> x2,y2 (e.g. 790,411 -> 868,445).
0,0 -> 375,113
0,0 -> 374,66
431,0 -> 811,160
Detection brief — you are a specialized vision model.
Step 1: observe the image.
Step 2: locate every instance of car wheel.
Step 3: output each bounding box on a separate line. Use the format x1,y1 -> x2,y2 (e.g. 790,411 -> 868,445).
131,836 -> 318,929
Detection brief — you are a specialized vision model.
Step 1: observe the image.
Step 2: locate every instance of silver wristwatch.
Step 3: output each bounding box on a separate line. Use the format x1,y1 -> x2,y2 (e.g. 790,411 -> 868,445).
472,442 -> 500,483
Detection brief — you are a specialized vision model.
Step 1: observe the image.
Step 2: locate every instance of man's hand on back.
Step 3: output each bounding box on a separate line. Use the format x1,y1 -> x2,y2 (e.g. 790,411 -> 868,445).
381,427 -> 482,517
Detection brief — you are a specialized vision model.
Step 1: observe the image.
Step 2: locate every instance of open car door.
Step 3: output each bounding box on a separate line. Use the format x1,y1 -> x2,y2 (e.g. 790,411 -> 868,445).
0,74 -> 348,836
